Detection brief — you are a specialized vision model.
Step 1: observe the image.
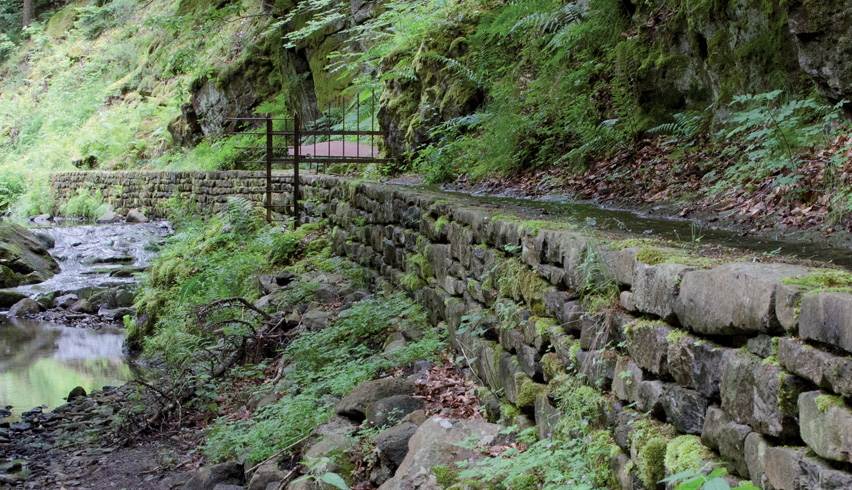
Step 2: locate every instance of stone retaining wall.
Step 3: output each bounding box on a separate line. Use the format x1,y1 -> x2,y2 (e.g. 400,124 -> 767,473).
51,171 -> 298,218
52,171 -> 852,489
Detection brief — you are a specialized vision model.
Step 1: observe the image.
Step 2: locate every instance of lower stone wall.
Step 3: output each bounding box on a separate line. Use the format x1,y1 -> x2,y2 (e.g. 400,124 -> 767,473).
51,171 -> 298,218
51,171 -> 852,489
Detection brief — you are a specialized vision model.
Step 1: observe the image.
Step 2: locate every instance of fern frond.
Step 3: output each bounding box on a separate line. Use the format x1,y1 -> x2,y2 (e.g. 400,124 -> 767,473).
421,52 -> 485,88
511,4 -> 581,36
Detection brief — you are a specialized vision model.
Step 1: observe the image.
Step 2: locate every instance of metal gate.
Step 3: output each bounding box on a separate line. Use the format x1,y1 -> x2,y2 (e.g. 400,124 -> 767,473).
226,96 -> 387,225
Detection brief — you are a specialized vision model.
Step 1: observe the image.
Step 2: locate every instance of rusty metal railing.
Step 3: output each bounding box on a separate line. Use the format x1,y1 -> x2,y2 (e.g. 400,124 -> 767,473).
226,95 -> 387,225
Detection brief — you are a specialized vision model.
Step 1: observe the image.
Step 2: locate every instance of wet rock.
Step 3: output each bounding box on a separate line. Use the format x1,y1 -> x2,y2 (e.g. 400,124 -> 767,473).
8,298 -> 41,317
0,290 -> 26,308
69,298 -> 97,314
125,208 -> 148,223
67,386 -> 87,401
95,211 -> 122,224
676,263 -> 808,335
33,231 -> 55,250
0,223 -> 60,284
366,395 -> 425,428
336,378 -> 415,421
183,461 -> 243,490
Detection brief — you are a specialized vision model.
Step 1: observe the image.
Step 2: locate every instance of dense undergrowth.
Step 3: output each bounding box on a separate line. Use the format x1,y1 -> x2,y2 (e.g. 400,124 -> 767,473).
3,0 -> 852,228
128,198 -> 446,467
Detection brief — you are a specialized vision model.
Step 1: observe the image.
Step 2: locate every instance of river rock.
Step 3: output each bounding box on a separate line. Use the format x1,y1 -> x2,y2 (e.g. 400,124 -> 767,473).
336,378 -> 415,421
125,208 -> 148,223
95,211 -> 122,224
8,298 -> 41,317
69,298 -> 97,314
0,223 -> 60,285
0,290 -> 26,308
33,231 -> 55,250
54,293 -> 78,309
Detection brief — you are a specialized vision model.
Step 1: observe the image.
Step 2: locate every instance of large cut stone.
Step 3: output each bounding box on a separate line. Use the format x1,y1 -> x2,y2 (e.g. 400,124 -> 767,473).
626,321 -> 671,376
667,334 -> 726,398
612,357 -> 643,403
676,263 -> 808,335
701,406 -> 752,478
798,391 -> 852,464
661,384 -> 707,435
744,432 -> 770,490
778,338 -> 852,398
764,445 -> 852,490
799,291 -> 852,355
632,263 -> 692,323
720,349 -> 805,438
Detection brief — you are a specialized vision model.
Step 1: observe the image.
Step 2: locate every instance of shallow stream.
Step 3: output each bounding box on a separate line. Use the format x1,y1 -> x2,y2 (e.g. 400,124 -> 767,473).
1,222 -> 170,420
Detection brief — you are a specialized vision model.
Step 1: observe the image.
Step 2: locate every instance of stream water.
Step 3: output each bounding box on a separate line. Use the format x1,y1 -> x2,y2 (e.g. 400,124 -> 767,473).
435,189 -> 852,269
0,222 -> 170,420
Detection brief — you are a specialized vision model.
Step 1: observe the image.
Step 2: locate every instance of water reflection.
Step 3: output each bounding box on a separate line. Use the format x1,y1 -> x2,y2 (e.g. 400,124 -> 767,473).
0,316 -> 131,420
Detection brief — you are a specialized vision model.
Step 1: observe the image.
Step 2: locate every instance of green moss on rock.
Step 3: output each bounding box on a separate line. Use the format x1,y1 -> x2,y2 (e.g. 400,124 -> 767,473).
664,435 -> 713,475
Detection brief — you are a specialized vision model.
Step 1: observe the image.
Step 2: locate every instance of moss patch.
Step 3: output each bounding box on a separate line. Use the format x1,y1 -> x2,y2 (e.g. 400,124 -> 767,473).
815,394 -> 845,413
516,378 -> 547,408
664,435 -> 713,475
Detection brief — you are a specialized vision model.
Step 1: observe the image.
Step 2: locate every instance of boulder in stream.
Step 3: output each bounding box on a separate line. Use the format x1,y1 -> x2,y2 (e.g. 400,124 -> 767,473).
0,223 -> 60,286
8,298 -> 41,317
125,208 -> 149,223
95,211 -> 122,224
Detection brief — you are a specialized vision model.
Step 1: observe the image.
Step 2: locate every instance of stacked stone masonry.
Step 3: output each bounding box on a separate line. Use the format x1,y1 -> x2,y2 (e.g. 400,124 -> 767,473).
51,171 -> 298,218
52,171 -> 852,489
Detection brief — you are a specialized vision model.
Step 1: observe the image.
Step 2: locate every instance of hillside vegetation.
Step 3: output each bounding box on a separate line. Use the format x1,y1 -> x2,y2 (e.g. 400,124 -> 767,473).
2,0 -> 852,231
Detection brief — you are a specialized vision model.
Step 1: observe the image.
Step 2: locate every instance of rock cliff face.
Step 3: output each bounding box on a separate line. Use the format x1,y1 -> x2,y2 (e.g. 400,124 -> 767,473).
170,0 -> 852,160
786,0 -> 852,101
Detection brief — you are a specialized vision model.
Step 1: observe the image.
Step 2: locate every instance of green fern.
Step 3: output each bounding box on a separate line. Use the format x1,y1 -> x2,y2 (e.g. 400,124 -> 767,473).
511,4 -> 581,36
225,197 -> 261,234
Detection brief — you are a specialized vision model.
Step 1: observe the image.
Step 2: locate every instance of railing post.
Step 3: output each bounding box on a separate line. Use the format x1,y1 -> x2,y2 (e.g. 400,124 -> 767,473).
293,112 -> 301,228
265,112 -> 272,223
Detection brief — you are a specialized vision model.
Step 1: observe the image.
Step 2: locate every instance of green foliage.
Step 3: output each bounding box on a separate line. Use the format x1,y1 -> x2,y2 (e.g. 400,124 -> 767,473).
58,188 -> 110,219
455,376 -> 612,489
0,169 -> 24,214
710,91 -> 845,193
205,291 -> 445,463
661,464 -> 760,490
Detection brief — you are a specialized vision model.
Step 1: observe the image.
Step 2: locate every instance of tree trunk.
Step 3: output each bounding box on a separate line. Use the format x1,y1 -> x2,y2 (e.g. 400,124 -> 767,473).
22,0 -> 33,29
